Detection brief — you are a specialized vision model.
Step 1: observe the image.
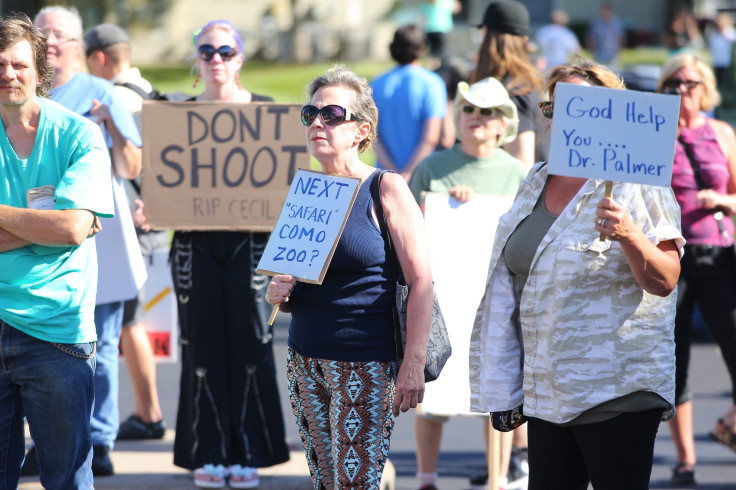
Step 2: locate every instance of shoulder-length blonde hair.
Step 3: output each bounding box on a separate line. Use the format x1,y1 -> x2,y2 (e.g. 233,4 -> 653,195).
656,53 -> 720,112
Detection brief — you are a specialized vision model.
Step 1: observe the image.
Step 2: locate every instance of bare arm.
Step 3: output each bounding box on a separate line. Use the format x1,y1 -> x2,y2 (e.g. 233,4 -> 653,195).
0,206 -> 96,247
595,197 -> 681,296
379,172 -> 434,416
0,229 -> 30,252
399,117 -> 443,181
698,119 -> 736,213
503,130 -> 535,169
91,99 -> 142,180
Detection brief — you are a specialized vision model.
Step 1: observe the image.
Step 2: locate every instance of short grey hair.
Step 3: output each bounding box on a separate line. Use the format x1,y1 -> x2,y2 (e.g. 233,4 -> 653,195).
306,65 -> 378,153
34,5 -> 84,43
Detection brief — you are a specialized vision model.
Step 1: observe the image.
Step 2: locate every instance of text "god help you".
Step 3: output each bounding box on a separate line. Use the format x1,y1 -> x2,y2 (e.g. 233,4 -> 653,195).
548,82 -> 681,187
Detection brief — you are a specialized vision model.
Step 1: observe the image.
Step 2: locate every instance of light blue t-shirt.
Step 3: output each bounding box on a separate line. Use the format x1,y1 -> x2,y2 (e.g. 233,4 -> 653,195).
0,97 -> 114,343
371,65 -> 447,171
51,72 -> 142,148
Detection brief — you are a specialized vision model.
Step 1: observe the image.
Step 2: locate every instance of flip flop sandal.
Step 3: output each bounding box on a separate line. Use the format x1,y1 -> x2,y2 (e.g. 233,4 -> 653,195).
194,464 -> 228,488
708,418 -> 736,453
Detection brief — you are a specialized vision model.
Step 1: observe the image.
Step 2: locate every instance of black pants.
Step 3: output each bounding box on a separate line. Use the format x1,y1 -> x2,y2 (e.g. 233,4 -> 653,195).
674,245 -> 736,405
527,409 -> 662,490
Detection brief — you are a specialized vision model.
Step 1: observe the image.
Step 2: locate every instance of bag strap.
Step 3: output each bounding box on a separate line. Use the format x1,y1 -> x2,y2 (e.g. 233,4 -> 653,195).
370,170 -> 405,284
678,135 -> 729,239
369,169 -> 405,361
114,81 -> 157,101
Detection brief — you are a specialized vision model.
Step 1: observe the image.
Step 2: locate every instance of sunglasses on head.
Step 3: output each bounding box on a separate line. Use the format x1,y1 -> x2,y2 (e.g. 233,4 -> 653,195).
538,100 -> 554,119
198,44 -> 238,61
301,104 -> 359,127
462,105 -> 498,117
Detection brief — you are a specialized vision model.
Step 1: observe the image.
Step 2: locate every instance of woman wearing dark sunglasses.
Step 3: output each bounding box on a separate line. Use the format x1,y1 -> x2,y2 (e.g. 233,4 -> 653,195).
267,66 -> 434,489
470,59 -> 683,490
171,19 -> 290,489
656,53 -> 736,486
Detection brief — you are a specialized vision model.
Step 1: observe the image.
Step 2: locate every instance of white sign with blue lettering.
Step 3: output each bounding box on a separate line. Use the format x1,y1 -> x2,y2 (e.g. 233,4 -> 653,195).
547,83 -> 681,186
256,169 -> 361,284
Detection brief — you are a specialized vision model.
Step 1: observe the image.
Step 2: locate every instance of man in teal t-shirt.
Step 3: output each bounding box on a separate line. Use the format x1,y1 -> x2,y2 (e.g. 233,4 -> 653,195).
0,15 -> 113,489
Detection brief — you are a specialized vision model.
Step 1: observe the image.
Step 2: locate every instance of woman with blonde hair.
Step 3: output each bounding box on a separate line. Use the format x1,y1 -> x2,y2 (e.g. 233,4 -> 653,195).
471,59 -> 683,490
657,52 -> 736,486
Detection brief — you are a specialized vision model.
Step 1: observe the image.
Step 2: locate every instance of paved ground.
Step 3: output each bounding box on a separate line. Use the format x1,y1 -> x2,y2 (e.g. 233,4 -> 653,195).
19,315 -> 736,489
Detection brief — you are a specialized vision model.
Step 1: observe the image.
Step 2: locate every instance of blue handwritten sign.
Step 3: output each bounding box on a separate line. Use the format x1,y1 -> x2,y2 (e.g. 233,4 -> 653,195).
547,83 -> 681,186
256,169 -> 361,284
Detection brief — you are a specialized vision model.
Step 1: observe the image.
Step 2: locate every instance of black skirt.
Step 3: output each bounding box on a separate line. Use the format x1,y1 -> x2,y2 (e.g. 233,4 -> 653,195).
171,231 -> 290,469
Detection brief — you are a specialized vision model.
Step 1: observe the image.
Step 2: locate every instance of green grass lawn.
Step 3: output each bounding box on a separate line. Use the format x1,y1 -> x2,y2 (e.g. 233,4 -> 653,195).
140,60 -> 394,103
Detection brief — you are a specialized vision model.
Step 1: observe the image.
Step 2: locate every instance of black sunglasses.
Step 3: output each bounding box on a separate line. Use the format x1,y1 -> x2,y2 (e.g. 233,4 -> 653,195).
663,78 -> 701,91
462,105 -> 498,117
198,44 -> 238,62
538,101 -> 554,119
301,104 -> 359,127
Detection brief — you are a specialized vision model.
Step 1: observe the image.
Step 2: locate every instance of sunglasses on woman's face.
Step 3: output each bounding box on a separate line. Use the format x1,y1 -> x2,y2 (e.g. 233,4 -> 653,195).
538,100 -> 554,119
461,105 -> 498,117
661,78 -> 701,95
198,44 -> 238,62
301,104 -> 358,127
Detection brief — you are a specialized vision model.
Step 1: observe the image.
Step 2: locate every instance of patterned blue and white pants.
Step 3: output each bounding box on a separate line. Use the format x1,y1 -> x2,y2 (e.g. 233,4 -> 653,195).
287,349 -> 396,489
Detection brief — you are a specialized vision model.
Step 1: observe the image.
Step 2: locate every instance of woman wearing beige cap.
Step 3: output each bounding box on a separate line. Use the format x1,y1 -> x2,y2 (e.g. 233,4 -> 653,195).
408,77 -> 527,490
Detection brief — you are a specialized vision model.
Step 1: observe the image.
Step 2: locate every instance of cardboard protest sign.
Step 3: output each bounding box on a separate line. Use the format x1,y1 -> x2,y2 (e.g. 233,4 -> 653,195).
141,102 -> 311,231
256,169 -> 361,284
548,83 -> 681,187
418,192 -> 513,416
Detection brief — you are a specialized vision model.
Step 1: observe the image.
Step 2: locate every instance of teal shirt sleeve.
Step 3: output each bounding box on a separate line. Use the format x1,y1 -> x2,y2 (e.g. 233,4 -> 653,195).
54,121 -> 115,218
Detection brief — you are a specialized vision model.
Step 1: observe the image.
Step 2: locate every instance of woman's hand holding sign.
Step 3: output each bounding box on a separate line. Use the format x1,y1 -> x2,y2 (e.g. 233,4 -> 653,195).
595,194 -> 633,242
267,274 -> 296,312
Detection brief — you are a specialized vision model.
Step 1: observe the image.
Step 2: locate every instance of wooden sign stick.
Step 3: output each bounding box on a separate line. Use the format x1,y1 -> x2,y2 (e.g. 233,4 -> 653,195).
268,303 -> 280,326
599,181 -> 613,242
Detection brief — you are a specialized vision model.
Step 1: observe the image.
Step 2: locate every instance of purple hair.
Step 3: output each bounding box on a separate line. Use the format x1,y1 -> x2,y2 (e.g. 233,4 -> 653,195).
193,20 -> 243,54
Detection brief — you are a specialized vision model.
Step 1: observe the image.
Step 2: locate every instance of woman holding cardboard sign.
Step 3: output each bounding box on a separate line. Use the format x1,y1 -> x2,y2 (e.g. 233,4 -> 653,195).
657,53 -> 736,485
469,59 -> 683,490
170,20 -> 289,489
267,65 -> 433,489
408,76 -> 528,490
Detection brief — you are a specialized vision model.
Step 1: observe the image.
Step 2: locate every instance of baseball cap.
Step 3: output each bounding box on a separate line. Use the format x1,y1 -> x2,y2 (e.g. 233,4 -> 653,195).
478,1 -> 530,37
84,23 -> 130,56
456,77 -> 519,145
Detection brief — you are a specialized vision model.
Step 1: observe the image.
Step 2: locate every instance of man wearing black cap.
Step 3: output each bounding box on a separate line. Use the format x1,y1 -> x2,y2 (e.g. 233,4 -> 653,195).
85,23 -> 155,130
85,23 -> 170,443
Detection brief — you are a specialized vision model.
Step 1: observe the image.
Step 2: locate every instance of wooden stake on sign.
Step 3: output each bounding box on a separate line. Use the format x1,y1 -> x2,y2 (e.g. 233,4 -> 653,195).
488,423 -> 501,490
268,304 -> 280,326
599,181 -> 613,242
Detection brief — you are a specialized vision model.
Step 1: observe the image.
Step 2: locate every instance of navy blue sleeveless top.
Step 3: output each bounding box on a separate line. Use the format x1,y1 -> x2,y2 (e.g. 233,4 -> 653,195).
288,170 -> 396,361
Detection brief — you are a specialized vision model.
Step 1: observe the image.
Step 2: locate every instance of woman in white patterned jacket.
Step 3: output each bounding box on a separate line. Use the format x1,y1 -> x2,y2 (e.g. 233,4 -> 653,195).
468,59 -> 684,490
